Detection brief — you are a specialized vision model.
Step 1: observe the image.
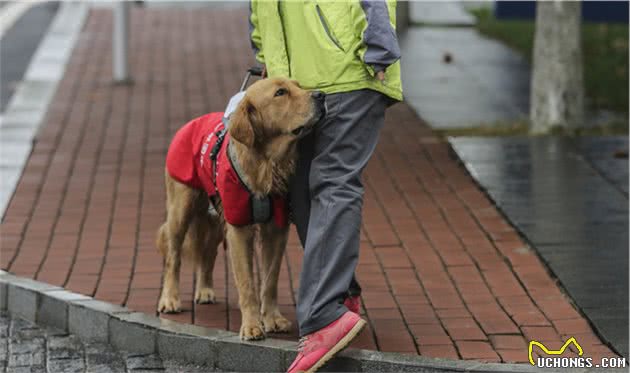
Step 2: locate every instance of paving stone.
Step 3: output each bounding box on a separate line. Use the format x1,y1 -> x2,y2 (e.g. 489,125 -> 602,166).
0,321 -> 8,338
40,324 -> 67,339
47,359 -> 84,373
126,354 -> 163,370
8,351 -> 44,368
7,367 -> 39,373
9,319 -> 42,342
163,360 -> 217,373
48,335 -> 83,359
0,338 -> 7,363
7,338 -> 44,355
85,364 -> 126,373
2,314 -> 130,372
85,343 -> 126,373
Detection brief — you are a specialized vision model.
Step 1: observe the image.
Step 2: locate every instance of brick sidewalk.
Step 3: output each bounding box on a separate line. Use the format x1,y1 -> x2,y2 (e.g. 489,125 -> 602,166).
0,7 -> 616,364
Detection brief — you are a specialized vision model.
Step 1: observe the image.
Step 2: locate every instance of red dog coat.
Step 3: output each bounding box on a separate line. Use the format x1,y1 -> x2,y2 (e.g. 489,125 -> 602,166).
166,112 -> 288,228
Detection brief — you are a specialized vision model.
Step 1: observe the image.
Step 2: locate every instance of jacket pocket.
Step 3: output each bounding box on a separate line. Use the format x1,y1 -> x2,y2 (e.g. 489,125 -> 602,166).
315,4 -> 345,52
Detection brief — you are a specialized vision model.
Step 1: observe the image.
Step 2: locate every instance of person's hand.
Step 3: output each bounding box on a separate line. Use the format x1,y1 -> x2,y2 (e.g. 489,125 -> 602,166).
376,70 -> 385,82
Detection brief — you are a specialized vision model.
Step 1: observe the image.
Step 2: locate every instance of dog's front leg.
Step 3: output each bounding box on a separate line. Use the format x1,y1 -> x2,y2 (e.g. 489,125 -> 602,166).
158,222 -> 187,313
259,223 -> 292,333
226,223 -> 265,340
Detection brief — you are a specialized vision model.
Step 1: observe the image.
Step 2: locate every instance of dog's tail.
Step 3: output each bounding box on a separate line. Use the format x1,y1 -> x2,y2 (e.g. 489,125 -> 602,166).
156,224 -> 168,257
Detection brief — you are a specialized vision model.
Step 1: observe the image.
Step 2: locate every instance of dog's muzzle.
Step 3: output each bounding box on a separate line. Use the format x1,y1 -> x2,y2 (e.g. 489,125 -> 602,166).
312,90 -> 326,119
291,91 -> 326,139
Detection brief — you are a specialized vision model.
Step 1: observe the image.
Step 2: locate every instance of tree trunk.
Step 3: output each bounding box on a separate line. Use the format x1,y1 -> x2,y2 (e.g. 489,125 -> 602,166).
530,0 -> 584,134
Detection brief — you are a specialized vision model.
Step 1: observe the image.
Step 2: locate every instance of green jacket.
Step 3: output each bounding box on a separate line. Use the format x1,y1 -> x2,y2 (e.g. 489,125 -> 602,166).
249,0 -> 402,101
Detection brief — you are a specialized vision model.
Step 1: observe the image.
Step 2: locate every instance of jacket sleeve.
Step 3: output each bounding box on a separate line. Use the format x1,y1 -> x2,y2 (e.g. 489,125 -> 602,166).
249,0 -> 264,64
354,0 -> 401,76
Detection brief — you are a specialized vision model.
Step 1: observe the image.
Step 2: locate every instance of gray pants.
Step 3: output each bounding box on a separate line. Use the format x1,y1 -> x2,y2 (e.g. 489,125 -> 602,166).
289,89 -> 388,336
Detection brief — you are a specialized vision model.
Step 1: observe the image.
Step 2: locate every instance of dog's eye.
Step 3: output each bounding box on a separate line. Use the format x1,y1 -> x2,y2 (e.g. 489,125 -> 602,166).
274,88 -> 287,97
291,126 -> 305,136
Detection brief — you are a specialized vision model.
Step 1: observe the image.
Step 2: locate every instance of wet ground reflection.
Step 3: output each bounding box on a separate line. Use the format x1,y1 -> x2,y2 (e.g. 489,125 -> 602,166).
450,136 -> 629,358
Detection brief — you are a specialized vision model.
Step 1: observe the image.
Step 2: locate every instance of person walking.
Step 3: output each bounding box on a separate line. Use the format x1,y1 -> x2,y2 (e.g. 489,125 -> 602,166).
249,1 -> 402,371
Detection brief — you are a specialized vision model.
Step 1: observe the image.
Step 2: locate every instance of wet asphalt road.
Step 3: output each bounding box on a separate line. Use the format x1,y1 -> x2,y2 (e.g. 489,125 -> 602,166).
0,2 -> 59,112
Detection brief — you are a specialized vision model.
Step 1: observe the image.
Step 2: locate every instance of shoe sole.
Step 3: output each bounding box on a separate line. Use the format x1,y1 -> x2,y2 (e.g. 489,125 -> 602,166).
302,318 -> 367,373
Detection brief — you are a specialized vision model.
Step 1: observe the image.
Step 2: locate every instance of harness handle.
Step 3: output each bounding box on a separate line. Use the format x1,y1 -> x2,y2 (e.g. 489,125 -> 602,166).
248,66 -> 264,76
239,67 -> 265,92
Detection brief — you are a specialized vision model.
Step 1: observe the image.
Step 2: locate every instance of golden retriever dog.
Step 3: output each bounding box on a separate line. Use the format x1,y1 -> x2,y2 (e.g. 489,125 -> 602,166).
156,77 -> 325,340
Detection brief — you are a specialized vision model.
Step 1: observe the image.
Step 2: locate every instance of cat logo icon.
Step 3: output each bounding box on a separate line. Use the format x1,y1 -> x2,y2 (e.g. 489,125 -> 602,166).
528,337 -> 583,365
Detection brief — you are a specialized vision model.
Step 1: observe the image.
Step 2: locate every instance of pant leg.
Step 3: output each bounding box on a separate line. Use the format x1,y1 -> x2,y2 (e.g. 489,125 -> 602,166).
290,131 -> 315,245
290,132 -> 362,297
293,89 -> 388,336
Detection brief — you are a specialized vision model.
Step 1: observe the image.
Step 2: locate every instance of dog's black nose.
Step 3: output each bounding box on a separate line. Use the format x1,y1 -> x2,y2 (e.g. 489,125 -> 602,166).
312,91 -> 325,101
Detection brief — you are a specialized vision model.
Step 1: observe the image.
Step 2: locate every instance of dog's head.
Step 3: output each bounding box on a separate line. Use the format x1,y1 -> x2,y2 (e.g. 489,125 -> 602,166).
228,77 -> 325,160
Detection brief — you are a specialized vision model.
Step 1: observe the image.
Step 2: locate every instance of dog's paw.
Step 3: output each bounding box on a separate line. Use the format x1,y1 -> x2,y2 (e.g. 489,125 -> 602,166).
157,295 -> 181,313
263,313 -> 292,333
240,322 -> 265,341
195,287 -> 216,304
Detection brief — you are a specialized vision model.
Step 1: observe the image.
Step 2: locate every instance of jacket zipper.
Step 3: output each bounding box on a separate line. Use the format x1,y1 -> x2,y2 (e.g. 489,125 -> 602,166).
315,4 -> 345,52
278,0 -> 292,76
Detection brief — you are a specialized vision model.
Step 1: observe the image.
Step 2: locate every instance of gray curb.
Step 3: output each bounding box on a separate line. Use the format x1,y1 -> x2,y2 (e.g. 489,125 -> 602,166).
1,271 -> 621,372
0,2 -> 88,217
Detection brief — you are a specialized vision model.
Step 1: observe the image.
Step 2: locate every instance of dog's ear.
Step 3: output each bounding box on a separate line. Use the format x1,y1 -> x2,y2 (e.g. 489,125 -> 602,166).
229,98 -> 261,147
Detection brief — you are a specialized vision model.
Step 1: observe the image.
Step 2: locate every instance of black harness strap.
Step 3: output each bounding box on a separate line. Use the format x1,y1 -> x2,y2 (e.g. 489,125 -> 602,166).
209,127 -> 228,193
208,126 -> 274,225
226,140 -> 273,225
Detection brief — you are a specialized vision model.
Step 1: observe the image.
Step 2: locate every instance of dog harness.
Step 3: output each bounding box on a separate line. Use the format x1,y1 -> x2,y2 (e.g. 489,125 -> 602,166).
166,112 -> 289,228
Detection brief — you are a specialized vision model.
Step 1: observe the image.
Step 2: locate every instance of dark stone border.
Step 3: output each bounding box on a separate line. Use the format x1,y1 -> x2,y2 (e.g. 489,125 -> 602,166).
2,271 -> 620,372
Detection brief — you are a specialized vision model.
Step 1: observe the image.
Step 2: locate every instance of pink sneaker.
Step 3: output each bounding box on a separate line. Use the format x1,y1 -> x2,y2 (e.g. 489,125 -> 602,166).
287,311 -> 366,373
343,295 -> 360,314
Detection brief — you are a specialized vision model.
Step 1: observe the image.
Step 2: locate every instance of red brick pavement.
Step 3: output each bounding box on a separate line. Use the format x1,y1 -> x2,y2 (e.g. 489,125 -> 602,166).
0,7 -> 617,363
